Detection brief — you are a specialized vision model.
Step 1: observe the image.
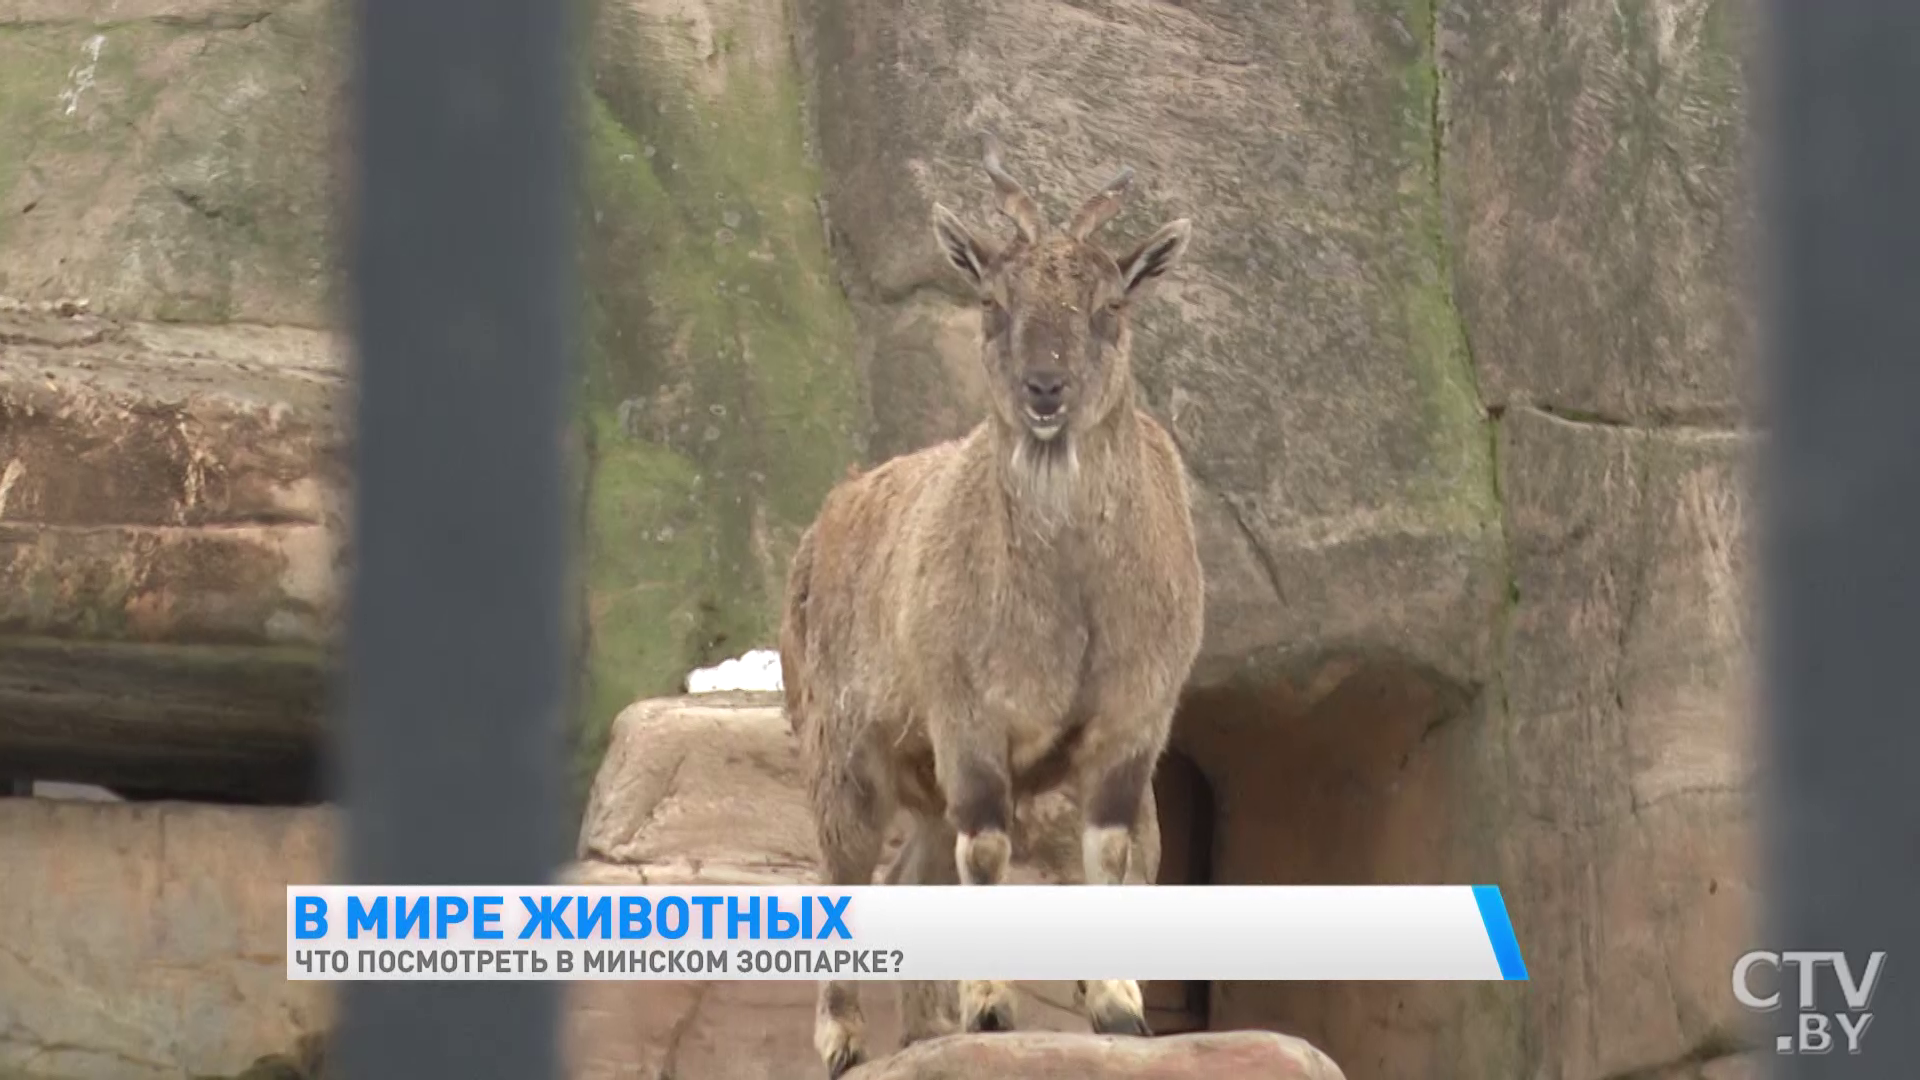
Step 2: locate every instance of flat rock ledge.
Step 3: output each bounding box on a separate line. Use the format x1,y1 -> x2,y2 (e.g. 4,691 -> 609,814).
845,1031 -> 1346,1080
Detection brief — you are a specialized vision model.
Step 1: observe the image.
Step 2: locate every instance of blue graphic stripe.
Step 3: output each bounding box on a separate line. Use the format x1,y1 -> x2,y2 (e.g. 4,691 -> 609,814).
1471,885 -> 1528,980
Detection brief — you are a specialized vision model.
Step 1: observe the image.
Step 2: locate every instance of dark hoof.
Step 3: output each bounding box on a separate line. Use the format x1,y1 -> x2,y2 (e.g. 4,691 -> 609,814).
964,1002 -> 1015,1034
825,1045 -> 865,1080
1091,1008 -> 1153,1038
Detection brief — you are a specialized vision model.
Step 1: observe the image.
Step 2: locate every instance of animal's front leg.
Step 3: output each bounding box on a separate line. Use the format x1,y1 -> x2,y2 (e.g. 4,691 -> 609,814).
1075,743 -> 1160,1037
939,743 -> 1018,1033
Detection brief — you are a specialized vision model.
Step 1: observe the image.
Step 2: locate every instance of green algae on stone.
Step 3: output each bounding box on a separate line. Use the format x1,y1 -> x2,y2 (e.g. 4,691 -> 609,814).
137,0 -> 347,325
570,0 -> 861,793
0,2 -> 345,323
0,26 -> 133,256
1388,0 -> 1500,533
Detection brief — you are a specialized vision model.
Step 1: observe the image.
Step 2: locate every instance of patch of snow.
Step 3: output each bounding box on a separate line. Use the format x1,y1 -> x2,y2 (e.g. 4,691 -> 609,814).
32,781 -> 121,802
685,648 -> 783,694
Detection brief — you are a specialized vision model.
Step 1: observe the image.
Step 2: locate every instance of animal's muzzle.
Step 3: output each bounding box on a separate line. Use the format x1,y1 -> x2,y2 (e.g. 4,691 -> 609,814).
1022,372 -> 1068,419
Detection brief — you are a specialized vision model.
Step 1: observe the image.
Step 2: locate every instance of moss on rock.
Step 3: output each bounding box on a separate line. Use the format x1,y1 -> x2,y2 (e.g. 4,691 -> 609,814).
0,3 -> 344,323
1388,0 -> 1499,533
570,0 -> 861,794
4,0 -> 857,802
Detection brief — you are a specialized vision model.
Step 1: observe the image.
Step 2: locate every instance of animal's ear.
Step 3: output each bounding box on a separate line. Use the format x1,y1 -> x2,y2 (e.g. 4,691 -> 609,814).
933,203 -> 993,290
1117,218 -> 1191,300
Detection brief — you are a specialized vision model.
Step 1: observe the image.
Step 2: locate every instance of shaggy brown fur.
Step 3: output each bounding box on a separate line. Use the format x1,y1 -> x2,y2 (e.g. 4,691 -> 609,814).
780,133 -> 1205,1079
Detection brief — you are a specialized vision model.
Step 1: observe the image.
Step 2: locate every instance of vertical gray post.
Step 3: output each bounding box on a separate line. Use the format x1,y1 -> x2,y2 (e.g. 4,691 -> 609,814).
1762,1 -> 1920,1074
335,0 -> 575,1073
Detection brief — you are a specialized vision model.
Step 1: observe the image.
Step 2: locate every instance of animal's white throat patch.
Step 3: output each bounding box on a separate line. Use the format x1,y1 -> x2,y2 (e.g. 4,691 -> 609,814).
1008,432 -> 1080,525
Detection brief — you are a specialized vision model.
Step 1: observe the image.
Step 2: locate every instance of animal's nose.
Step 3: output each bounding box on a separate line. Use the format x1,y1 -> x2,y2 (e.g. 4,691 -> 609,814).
1023,373 -> 1067,415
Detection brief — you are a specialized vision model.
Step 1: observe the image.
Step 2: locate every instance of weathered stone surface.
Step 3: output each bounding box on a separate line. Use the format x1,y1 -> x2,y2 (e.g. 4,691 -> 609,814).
0,312 -> 344,800
794,0 -> 1508,691
1165,413 -> 1759,1080
564,959 -> 1089,1080
0,0 -> 862,804
0,0 -> 350,795
0,0 -> 347,325
1493,406 -> 1757,1079
1424,2 -> 1760,1076
1696,1051 -> 1761,1080
837,1031 -> 1344,1080
1440,0 -> 1757,423
571,0 -> 866,793
0,314 -> 346,531
0,798 -> 334,1079
0,1 -> 279,26
576,693 -> 817,882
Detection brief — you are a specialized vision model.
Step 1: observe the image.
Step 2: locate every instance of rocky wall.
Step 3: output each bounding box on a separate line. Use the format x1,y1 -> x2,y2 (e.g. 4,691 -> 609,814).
789,0 -> 1760,1076
571,0 -> 863,795
0,0 -> 1760,1076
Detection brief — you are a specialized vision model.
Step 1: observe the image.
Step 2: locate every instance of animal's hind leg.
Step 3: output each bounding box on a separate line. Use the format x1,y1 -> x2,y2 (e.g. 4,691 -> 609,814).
888,813 -> 960,1048
810,754 -> 890,1079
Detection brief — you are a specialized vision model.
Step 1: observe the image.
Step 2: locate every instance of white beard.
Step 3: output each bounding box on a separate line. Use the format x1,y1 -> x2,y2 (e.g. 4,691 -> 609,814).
1008,430 -> 1080,530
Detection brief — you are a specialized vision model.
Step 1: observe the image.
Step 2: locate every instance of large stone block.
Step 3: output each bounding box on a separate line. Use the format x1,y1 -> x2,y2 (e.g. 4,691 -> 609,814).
0,313 -> 345,534
0,798 -> 335,1079
1493,406 -> 1757,1079
1440,0 -> 1757,424
0,310 -> 345,801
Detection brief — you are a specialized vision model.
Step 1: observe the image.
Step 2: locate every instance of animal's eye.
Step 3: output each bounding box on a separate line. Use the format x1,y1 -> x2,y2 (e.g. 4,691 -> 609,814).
981,301 -> 1011,337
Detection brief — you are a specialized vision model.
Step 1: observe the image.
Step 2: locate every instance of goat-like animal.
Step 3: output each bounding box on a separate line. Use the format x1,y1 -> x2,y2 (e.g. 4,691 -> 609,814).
780,132 -> 1205,1078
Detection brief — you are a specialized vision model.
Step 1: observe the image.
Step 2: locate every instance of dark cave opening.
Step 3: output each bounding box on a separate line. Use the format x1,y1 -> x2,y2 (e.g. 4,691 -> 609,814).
1149,653 -> 1484,1075
1144,747 -> 1216,1034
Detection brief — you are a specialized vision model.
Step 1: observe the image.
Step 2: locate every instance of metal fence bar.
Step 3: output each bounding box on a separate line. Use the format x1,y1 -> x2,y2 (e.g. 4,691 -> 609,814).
1762,2 -> 1920,1075
334,0 -> 575,1073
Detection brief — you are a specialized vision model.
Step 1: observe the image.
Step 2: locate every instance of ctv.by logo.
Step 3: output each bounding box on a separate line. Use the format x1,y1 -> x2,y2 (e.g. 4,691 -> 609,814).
1732,950 -> 1886,1055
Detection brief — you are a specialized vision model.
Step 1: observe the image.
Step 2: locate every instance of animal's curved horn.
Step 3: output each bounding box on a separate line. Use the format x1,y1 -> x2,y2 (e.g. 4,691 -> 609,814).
980,131 -> 1043,243
1068,164 -> 1134,241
